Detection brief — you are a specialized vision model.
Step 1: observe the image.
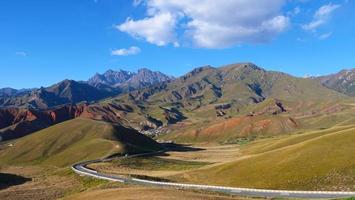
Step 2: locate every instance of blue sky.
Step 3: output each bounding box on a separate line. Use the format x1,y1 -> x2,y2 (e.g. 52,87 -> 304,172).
0,0 -> 354,89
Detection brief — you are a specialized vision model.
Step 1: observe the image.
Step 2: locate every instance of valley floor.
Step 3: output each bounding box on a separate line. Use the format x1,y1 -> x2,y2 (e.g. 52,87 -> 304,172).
0,143 -> 289,200
84,125 -> 355,199
1,124 -> 355,199
0,165 -> 254,200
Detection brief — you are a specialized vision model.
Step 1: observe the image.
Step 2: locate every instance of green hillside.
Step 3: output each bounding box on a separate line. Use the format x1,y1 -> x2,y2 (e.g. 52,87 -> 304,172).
158,100 -> 355,144
184,125 -> 355,191
104,63 -> 349,135
128,63 -> 345,107
160,115 -> 299,144
0,118 -> 162,167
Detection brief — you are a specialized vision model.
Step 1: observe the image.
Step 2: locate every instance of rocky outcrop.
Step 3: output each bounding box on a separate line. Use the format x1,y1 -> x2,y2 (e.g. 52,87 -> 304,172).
254,100 -> 288,116
163,107 -> 187,124
315,68 -> 355,96
215,103 -> 231,110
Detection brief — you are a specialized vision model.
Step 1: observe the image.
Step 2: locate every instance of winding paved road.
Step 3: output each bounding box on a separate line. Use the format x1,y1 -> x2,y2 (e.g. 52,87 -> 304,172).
72,152 -> 355,199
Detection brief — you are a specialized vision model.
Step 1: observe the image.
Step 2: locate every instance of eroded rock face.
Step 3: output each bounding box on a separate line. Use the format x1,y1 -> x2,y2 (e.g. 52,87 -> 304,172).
47,105 -> 86,122
0,101 -> 161,141
0,105 -> 88,141
0,108 -> 44,129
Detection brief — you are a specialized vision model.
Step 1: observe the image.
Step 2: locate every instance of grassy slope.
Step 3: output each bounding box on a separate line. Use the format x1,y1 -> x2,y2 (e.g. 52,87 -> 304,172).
184,125 -> 355,191
108,64 -> 347,126
159,100 -> 355,144
160,115 -> 300,144
64,186 -> 250,200
111,156 -> 208,171
100,64 -> 353,145
0,118 -> 161,167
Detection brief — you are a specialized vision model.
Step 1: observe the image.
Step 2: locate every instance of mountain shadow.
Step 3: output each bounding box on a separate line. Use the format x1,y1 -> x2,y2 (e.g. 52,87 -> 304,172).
0,173 -> 31,190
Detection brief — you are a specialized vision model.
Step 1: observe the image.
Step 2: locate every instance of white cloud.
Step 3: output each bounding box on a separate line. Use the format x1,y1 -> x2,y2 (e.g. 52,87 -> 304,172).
288,7 -> 301,16
117,0 -> 289,48
302,3 -> 340,31
117,12 -> 177,46
318,32 -> 332,40
133,0 -> 143,7
111,46 -> 141,56
15,51 -> 27,57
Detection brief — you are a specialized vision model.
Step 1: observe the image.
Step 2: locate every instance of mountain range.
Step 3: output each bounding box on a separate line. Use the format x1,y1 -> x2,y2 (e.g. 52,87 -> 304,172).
0,88 -> 34,98
0,63 -> 354,142
0,68 -> 174,110
87,68 -> 173,92
1,62 -> 355,200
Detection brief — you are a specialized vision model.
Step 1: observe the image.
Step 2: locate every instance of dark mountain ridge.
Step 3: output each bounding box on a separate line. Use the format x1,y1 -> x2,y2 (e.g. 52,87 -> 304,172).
0,80 -> 113,110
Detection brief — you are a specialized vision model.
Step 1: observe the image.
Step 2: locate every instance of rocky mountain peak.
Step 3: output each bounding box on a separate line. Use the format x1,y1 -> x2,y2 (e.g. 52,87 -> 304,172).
87,68 -> 173,89
127,68 -> 173,87
88,69 -> 134,87
316,68 -> 355,96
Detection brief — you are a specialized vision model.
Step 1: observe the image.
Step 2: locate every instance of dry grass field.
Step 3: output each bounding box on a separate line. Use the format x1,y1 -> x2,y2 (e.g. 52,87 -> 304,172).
63,187 -> 252,200
1,113 -> 355,199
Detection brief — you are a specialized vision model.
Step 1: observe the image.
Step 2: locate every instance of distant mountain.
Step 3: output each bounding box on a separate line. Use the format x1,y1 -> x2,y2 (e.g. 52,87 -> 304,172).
87,68 -> 173,90
87,69 -> 134,87
0,88 -> 18,98
315,69 -> 355,96
0,68 -> 173,110
125,68 -> 173,88
0,80 -> 113,110
0,88 -> 34,98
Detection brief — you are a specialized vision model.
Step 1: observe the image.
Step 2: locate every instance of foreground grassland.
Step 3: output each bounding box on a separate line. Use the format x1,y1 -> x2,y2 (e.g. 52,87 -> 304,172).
1,115 -> 355,199
183,125 -> 355,191
0,165 -> 123,200
63,187 -> 255,200
111,156 -> 209,171
0,118 -> 255,200
88,144 -> 241,179
89,124 -> 355,194
0,165 -> 260,200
